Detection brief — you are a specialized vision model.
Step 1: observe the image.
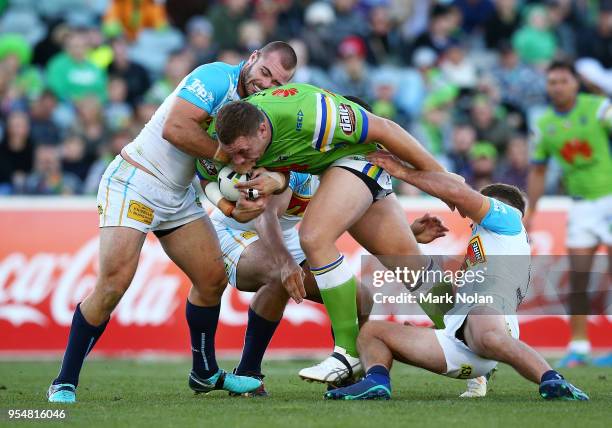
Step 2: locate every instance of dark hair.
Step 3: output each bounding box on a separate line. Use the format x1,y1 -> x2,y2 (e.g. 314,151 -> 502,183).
260,41 -> 297,71
480,183 -> 526,216
216,101 -> 264,145
547,60 -> 577,77
343,95 -> 373,113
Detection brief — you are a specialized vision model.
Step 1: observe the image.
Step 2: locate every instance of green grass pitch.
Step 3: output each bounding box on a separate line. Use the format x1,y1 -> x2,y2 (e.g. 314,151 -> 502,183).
1,360 -> 610,427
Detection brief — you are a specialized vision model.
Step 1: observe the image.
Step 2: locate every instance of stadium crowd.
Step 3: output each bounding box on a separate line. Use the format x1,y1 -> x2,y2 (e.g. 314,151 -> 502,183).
0,0 -> 610,196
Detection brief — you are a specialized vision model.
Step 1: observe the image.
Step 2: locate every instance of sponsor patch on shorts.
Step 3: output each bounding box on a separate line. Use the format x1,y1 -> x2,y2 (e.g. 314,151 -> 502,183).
97,204 -> 103,215
458,364 -> 473,379
240,231 -> 257,240
127,200 -> 154,225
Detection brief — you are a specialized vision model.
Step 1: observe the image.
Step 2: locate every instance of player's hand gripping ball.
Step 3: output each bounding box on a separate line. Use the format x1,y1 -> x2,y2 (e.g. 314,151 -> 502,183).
217,166 -> 252,202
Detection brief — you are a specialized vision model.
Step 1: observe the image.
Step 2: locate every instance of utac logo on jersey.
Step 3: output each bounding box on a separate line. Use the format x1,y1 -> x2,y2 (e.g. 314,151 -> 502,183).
185,78 -> 214,104
272,88 -> 299,97
338,103 -> 356,135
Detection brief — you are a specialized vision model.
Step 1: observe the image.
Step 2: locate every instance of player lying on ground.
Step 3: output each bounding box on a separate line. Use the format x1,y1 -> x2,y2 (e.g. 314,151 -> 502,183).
326,151 -> 589,401
211,85 -> 449,385
47,42 -> 297,403
199,168 -> 448,394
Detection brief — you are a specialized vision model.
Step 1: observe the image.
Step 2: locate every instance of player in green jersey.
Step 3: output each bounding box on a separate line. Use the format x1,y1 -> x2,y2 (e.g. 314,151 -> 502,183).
526,61 -> 612,368
212,83 -> 448,385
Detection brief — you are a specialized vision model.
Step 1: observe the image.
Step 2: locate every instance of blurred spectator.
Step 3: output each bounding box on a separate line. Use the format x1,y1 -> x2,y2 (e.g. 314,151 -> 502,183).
454,0 -> 495,34
61,134 -> 92,181
365,5 -> 403,66
494,133 -> 528,190
129,96 -> 158,136
24,144 -> 82,195
237,20 -> 266,55
512,5 -> 557,66
412,4 -> 457,55
46,30 -> 108,102
209,0 -> 251,50
577,0 -> 612,68
29,90 -> 61,146
469,142 -> 497,189
484,0 -> 520,49
0,111 -> 33,193
254,0 -> 281,43
439,42 -> 478,90
185,17 -> 218,66
301,1 -> 337,70
470,96 -> 514,153
331,0 -> 367,45
547,0 -> 577,59
32,21 -> 69,67
445,123 -> 477,179
329,36 -> 373,101
83,128 -> 132,194
107,37 -> 151,107
165,0 -> 209,32
0,34 -> 45,101
289,39 -> 332,88
410,91 -> 455,157
70,96 -> 106,157
146,50 -> 195,103
489,42 -> 546,114
104,76 -> 132,131
103,0 -> 168,41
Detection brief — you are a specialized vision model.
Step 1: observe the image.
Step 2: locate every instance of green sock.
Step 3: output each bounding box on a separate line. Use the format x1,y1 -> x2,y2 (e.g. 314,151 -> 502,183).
319,276 -> 360,357
418,281 -> 454,329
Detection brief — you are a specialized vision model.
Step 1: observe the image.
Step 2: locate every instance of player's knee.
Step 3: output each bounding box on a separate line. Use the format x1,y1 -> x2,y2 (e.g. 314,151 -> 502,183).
478,330 -> 507,356
359,321 -> 382,340
193,263 -> 228,299
299,227 -> 327,255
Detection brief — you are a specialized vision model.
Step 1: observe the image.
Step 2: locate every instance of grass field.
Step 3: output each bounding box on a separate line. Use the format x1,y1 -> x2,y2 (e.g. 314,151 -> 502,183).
1,359 -> 610,427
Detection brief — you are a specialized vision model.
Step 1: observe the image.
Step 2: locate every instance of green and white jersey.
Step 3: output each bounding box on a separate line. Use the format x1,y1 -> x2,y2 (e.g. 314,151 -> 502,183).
200,83 -> 379,177
531,94 -> 612,200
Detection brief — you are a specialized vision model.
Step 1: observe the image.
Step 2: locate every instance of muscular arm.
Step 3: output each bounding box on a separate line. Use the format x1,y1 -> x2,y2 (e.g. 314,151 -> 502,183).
365,114 -> 446,173
254,189 -> 293,265
163,98 -> 218,159
526,164 -> 547,216
368,152 -> 489,223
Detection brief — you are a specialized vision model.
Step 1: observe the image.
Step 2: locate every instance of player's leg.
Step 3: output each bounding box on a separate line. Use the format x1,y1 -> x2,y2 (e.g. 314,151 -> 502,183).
325,320 -> 446,400
48,227 -> 146,403
157,217 -> 261,394
463,306 -> 589,400
593,245 -> 612,366
299,167 -> 374,358
559,246 -> 598,367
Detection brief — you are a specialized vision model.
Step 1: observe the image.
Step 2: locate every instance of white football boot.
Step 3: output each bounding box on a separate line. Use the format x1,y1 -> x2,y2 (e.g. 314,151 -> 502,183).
299,346 -> 362,386
460,376 -> 487,398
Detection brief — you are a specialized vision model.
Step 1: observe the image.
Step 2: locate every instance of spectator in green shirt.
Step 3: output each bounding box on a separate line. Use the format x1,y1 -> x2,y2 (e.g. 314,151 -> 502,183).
512,5 -> 557,66
45,30 -> 107,103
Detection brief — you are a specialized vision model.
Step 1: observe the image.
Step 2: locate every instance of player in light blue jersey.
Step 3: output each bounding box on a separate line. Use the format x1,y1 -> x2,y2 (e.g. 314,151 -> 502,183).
200,169 -> 447,395
48,42 -> 297,403
326,151 -> 588,402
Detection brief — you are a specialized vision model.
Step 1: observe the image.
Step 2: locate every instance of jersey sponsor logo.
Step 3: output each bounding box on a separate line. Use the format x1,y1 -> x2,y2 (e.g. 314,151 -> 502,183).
286,194 -> 311,217
457,364 -> 473,379
560,139 -> 593,164
184,78 -> 214,105
127,200 -> 154,225
465,235 -> 486,267
272,88 -> 298,97
338,103 -> 356,136
295,110 -> 304,131
198,158 -> 218,177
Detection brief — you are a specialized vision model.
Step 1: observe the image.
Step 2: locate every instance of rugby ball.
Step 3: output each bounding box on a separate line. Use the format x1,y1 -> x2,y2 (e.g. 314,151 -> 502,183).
217,166 -> 250,202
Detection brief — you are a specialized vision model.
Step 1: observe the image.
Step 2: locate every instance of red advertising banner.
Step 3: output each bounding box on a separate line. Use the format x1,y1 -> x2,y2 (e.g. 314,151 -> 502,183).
1,197 -> 610,356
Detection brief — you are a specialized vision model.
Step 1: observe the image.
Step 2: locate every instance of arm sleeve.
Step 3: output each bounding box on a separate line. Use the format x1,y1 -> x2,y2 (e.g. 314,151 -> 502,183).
479,197 -> 523,235
177,64 -> 230,114
312,93 -> 370,152
596,98 -> 612,130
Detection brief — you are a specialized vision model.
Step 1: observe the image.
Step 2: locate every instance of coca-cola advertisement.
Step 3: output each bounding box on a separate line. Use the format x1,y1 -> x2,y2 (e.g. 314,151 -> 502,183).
1,197 -> 610,356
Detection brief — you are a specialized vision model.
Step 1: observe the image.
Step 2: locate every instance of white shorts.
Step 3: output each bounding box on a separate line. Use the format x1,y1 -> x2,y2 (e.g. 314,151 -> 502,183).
331,155 -> 393,200
211,220 -> 306,287
434,311 -> 519,379
97,155 -> 205,233
567,195 -> 612,248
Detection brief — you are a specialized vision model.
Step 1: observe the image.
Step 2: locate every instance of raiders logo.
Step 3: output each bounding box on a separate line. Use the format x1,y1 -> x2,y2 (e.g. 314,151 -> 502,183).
198,159 -> 218,177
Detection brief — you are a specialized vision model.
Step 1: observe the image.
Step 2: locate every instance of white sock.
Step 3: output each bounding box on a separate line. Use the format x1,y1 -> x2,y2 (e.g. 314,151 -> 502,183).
311,255 -> 353,290
568,339 -> 591,355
